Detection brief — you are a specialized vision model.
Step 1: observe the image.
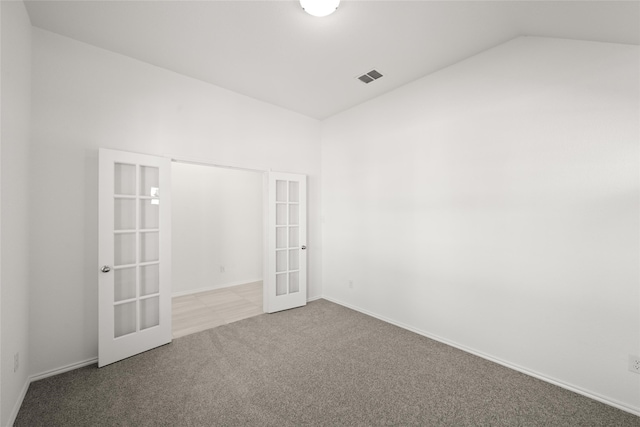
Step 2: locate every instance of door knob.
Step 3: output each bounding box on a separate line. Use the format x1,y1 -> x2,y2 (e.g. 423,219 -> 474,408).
101,265 -> 111,273
301,245 -> 307,250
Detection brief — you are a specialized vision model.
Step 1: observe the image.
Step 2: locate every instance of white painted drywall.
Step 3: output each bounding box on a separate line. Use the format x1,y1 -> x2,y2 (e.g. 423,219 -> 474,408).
29,28 -> 321,376
1,1 -> 32,425
172,163 -> 263,295
321,37 -> 640,412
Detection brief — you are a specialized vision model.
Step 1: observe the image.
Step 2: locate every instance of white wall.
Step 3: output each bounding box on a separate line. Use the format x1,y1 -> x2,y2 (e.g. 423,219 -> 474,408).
172,163 -> 263,295
1,1 -> 31,425
321,37 -> 640,412
30,28 -> 321,376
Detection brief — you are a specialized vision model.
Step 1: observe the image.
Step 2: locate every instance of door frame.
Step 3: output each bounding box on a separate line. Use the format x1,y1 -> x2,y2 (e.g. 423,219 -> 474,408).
169,157 -> 308,313
98,151 -> 309,366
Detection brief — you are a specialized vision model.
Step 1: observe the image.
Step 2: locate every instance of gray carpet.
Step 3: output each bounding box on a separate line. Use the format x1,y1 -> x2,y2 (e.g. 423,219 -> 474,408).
15,299 -> 639,426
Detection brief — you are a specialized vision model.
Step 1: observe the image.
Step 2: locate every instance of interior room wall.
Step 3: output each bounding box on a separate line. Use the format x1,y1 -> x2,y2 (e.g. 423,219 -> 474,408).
1,1 -> 32,425
321,36 -> 640,413
29,28 -> 321,377
172,163 -> 263,296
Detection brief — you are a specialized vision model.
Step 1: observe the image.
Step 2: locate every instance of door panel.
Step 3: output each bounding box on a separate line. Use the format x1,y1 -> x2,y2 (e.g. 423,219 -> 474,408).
265,172 -> 307,313
98,148 -> 171,367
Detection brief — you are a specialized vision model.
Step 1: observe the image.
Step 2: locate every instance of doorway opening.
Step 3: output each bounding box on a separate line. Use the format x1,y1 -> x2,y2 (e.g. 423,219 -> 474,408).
170,161 -> 264,338
98,149 -> 307,366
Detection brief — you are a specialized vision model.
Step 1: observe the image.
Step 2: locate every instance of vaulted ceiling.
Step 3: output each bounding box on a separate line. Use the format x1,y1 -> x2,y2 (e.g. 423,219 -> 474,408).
24,1 -> 640,119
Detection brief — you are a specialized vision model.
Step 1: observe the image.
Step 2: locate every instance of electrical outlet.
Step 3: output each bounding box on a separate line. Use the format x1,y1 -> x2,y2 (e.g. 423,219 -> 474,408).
348,280 -> 354,289
629,355 -> 640,374
220,266 -> 225,273
14,352 -> 19,373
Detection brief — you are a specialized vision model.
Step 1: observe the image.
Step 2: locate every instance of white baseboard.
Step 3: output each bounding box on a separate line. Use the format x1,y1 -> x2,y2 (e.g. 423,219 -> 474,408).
5,378 -> 30,427
307,294 -> 322,302
6,358 -> 99,426
30,357 -> 98,383
172,278 -> 262,298
321,295 -> 640,418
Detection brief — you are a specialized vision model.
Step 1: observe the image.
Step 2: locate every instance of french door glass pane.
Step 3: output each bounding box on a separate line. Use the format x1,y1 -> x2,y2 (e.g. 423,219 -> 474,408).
114,163 -> 135,195
289,181 -> 299,203
115,199 -> 136,230
140,166 -> 159,197
114,267 -> 136,302
276,203 -> 287,225
289,227 -> 299,248
289,271 -> 299,293
140,264 -> 160,296
276,273 -> 287,296
276,227 -> 287,249
276,180 -> 287,202
288,204 -> 299,225
114,233 -> 136,266
140,200 -> 159,229
276,250 -> 287,273
140,232 -> 159,263
114,302 -> 136,338
140,297 -> 160,330
289,249 -> 299,270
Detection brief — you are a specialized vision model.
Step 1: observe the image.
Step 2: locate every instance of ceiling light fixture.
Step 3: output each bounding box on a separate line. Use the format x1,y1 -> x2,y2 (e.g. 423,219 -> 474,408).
300,0 -> 340,17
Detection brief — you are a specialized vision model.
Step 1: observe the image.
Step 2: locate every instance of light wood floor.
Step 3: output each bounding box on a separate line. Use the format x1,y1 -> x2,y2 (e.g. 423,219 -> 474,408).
172,281 -> 263,338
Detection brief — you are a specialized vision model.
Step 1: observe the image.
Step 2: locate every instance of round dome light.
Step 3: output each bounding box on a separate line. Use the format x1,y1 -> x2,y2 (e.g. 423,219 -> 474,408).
300,0 -> 340,17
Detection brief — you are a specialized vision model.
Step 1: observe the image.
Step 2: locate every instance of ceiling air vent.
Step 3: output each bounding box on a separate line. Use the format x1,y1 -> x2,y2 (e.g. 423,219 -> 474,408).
357,69 -> 384,84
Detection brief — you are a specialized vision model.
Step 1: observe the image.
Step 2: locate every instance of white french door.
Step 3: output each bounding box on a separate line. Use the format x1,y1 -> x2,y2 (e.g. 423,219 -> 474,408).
265,172 -> 307,313
98,148 -> 172,367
